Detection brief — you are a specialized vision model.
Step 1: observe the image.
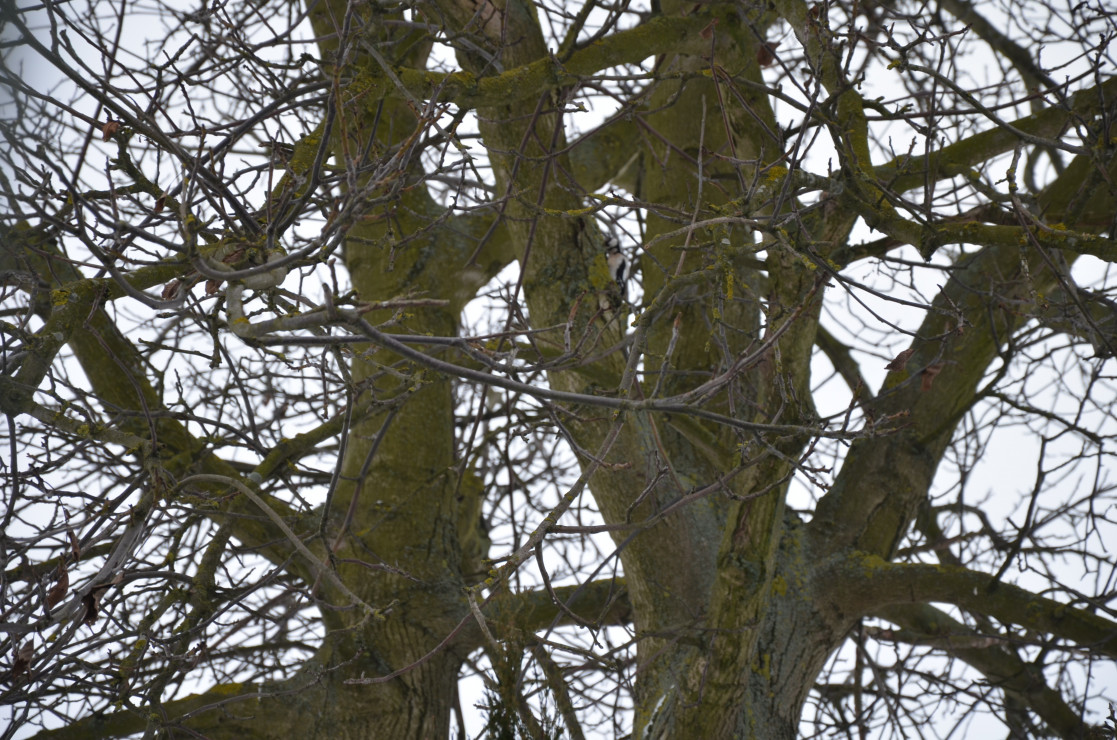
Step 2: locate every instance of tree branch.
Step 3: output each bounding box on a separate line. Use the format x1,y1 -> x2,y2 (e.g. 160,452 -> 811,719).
366,16 -> 711,112
873,602 -> 1089,739
820,552 -> 1117,660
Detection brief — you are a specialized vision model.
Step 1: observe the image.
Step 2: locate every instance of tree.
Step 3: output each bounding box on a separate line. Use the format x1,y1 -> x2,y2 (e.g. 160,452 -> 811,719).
2,0 -> 1116,737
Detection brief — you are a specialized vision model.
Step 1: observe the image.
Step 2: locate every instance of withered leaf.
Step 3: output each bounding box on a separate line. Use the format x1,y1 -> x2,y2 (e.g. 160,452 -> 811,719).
699,18 -> 718,39
46,563 -> 69,609
884,348 -> 915,372
81,578 -> 119,626
67,525 -> 80,562
81,592 -> 99,626
920,362 -> 945,391
757,41 -> 781,68
11,641 -> 34,680
154,192 -> 168,213
205,278 -> 222,295
162,279 -> 183,301
101,120 -> 121,141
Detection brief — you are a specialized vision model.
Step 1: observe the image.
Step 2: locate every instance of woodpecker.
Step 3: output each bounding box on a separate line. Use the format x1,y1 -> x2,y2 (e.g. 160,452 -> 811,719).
604,235 -> 628,300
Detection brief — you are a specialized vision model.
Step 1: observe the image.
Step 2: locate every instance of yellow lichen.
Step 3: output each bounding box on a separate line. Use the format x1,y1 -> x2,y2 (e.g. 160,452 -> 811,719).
771,574 -> 788,596
752,652 -> 772,680
766,165 -> 788,181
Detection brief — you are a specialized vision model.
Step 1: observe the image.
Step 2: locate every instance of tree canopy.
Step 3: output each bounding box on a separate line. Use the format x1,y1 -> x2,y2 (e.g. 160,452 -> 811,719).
1,0 -> 1116,737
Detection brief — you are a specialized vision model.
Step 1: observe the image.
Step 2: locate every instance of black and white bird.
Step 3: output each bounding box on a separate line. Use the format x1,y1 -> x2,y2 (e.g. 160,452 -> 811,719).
604,235 -> 628,300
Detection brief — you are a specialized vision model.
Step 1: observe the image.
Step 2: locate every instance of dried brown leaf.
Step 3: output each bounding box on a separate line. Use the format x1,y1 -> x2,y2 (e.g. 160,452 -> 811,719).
699,18 -> 719,39
162,279 -> 183,301
154,192 -> 167,213
81,579 -> 118,626
46,563 -> 69,609
757,41 -> 781,68
101,120 -> 121,141
67,526 -> 80,562
81,592 -> 99,625
11,641 -> 33,680
884,348 -> 915,372
920,362 -> 944,391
